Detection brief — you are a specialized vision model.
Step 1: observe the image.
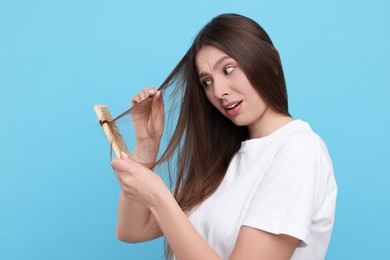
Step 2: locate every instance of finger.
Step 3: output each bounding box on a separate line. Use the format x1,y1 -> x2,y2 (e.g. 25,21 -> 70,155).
151,90 -> 165,116
112,164 -> 126,181
113,155 -> 144,173
147,88 -> 158,97
111,158 -> 128,173
152,90 -> 163,105
131,86 -> 153,105
139,86 -> 153,101
120,151 -> 136,164
131,94 -> 140,105
113,165 -> 131,184
121,151 -> 129,159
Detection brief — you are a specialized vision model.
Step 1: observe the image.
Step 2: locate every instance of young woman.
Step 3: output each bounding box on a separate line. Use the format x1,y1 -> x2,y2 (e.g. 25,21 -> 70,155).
111,13 -> 337,259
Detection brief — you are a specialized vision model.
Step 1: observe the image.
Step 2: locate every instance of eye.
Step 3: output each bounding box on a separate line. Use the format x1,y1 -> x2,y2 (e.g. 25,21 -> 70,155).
224,66 -> 235,75
202,79 -> 213,87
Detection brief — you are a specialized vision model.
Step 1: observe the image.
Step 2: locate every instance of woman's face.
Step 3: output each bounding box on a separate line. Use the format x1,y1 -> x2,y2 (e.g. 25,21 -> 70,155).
195,45 -> 273,134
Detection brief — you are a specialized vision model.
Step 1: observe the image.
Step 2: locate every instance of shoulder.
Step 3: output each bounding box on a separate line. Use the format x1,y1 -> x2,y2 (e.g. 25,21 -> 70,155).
277,120 -> 329,154
269,120 -> 333,173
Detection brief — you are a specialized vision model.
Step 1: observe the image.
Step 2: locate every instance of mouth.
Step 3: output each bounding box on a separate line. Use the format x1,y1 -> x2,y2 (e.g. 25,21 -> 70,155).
225,101 -> 242,110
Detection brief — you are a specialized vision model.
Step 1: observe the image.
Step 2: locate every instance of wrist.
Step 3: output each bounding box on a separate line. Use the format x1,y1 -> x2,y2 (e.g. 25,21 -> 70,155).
135,131 -> 162,142
148,186 -> 175,216
135,138 -> 161,154
133,140 -> 160,167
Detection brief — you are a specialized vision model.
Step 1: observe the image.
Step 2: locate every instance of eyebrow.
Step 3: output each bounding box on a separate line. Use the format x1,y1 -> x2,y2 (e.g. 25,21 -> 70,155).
198,55 -> 232,79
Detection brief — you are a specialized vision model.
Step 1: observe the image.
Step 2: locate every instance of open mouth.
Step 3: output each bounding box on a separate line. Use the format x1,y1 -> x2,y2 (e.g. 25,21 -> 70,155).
225,101 -> 242,110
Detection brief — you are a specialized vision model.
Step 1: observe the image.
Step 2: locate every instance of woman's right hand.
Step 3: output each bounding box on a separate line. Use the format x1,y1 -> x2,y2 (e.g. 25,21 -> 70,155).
131,87 -> 165,158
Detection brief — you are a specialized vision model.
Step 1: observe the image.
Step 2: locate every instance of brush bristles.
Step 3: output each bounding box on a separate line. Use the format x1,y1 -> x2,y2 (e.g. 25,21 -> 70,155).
94,105 -> 130,158
101,107 -> 129,152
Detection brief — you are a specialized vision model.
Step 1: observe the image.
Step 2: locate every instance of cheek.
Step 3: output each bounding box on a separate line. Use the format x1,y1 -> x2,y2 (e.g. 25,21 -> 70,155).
205,91 -> 226,113
252,96 -> 268,113
205,91 -> 219,107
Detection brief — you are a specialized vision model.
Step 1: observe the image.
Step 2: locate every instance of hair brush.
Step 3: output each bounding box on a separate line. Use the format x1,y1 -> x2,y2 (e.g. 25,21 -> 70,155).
94,104 -> 131,158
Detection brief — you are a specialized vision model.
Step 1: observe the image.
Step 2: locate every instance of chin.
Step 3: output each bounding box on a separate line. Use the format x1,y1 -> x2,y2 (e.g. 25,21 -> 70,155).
229,118 -> 252,127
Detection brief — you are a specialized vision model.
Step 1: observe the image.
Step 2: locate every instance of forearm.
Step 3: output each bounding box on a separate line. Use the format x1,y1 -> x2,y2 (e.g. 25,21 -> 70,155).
116,140 -> 162,242
117,191 -> 162,242
149,189 -> 221,260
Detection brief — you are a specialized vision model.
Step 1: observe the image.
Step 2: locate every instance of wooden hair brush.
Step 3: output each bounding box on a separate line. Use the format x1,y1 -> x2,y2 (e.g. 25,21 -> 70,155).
94,104 -> 130,158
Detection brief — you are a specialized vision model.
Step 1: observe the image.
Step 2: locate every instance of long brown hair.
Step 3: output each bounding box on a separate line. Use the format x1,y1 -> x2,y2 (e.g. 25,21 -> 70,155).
155,13 -> 290,213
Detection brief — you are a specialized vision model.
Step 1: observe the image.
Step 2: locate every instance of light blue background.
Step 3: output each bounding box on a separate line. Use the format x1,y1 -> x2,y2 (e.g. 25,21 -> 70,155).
1,0 -> 389,259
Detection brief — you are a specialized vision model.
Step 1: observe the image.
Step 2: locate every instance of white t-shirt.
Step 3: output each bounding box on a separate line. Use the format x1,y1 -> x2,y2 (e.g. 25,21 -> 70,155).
187,120 -> 337,260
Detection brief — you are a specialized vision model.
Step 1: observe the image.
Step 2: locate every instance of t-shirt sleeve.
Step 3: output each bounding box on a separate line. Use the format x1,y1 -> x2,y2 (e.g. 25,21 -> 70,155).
242,145 -> 333,245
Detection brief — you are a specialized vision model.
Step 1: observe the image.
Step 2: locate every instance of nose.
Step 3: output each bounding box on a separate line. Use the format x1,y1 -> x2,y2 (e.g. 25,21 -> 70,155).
213,78 -> 229,98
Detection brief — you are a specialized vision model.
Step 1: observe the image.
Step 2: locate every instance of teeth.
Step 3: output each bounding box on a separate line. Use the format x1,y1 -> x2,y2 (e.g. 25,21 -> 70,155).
226,101 -> 241,110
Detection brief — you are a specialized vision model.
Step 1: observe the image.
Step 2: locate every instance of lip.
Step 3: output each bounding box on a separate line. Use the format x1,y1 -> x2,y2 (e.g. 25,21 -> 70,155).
224,100 -> 242,117
223,100 -> 242,110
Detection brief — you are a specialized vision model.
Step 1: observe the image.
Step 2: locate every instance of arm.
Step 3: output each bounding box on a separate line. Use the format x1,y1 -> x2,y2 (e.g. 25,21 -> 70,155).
115,87 -> 164,243
116,140 -> 162,243
112,157 -> 300,259
117,194 -> 161,243
113,156 -> 221,258
151,188 -> 298,260
230,227 -> 299,260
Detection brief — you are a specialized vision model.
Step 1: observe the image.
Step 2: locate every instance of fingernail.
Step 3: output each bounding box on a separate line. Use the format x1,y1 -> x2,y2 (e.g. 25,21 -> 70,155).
148,89 -> 155,95
121,151 -> 128,158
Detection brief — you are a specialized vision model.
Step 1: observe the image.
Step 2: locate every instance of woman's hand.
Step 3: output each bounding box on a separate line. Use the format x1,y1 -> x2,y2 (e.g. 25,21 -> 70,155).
112,152 -> 169,207
131,87 -> 164,143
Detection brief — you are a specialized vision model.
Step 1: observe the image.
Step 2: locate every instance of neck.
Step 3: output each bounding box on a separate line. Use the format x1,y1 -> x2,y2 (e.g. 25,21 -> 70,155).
247,109 -> 292,139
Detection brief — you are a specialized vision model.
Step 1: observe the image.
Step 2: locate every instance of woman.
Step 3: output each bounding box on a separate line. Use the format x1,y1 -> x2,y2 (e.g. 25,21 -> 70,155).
111,13 -> 337,259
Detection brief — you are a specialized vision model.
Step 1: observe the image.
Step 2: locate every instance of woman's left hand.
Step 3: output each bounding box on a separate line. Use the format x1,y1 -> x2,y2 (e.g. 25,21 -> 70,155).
111,152 -> 168,207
